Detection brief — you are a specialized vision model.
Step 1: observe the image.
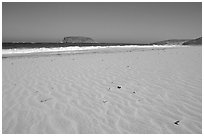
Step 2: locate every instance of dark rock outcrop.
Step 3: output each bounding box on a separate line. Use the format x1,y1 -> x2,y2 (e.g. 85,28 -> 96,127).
182,37 -> 202,45
63,36 -> 97,43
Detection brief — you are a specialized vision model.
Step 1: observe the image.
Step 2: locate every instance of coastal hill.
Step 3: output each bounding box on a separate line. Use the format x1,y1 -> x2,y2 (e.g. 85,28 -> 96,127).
182,37 -> 202,45
63,36 -> 97,43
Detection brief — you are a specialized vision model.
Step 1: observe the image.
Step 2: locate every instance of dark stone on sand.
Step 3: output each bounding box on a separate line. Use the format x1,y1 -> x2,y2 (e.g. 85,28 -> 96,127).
117,86 -> 122,89
174,120 -> 180,125
133,91 -> 136,93
40,98 -> 52,103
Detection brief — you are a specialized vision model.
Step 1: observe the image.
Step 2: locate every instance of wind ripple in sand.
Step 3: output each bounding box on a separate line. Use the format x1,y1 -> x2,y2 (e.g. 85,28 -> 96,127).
2,47 -> 202,133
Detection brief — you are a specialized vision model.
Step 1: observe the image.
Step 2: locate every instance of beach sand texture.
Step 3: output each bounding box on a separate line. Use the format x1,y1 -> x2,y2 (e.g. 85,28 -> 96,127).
2,47 -> 202,134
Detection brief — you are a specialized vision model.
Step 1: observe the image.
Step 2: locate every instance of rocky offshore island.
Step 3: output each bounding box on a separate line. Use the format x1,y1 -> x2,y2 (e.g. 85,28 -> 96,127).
63,36 -> 97,43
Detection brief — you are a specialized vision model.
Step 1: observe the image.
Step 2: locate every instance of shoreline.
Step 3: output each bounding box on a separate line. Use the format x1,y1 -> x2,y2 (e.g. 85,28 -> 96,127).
2,46 -> 184,59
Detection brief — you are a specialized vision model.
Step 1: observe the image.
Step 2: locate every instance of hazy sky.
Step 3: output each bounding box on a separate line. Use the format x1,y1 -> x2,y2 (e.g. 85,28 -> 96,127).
2,2 -> 202,43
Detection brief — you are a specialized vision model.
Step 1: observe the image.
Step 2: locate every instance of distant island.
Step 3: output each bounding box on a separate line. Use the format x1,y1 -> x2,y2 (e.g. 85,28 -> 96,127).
63,36 -> 97,43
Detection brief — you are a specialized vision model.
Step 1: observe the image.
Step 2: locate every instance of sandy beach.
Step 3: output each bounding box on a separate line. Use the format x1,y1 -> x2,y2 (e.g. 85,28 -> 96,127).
2,46 -> 202,134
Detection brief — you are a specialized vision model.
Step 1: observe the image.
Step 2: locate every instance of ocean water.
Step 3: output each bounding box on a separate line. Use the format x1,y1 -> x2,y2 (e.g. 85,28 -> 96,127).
2,43 -> 179,56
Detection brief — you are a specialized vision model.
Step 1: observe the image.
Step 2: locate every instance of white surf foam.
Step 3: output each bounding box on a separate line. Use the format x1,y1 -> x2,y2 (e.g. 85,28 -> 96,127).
2,45 -> 181,55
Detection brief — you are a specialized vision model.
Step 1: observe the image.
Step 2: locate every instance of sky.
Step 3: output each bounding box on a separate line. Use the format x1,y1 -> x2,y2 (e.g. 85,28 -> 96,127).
2,2 -> 202,43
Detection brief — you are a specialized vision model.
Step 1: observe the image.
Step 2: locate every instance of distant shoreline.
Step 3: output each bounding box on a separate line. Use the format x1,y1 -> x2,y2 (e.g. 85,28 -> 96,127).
2,45 -> 185,59
2,42 -> 151,49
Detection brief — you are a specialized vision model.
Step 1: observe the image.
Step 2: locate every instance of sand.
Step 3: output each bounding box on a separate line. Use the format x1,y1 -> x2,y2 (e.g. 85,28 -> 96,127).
2,46 -> 202,134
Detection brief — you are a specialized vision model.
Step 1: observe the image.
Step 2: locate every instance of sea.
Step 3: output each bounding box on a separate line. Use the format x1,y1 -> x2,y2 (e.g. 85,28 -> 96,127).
2,42 -> 179,56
